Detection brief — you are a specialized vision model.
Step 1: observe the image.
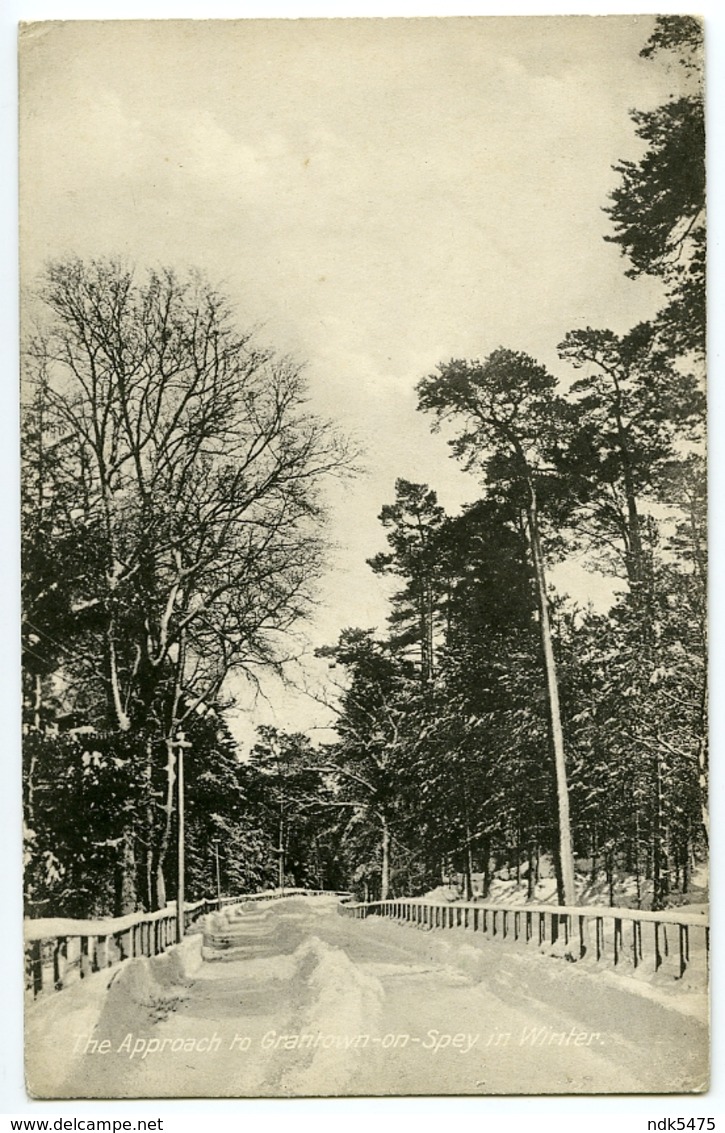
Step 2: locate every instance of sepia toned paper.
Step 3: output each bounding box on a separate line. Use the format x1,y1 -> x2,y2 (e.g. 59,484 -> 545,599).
20,16 -> 708,1099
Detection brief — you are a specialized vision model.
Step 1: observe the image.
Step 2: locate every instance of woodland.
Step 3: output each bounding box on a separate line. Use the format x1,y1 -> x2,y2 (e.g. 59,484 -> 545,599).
21,17 -> 706,918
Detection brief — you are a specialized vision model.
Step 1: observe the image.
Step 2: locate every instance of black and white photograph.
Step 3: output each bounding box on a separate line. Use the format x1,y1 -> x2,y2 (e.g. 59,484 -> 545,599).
17,13 -> 709,1100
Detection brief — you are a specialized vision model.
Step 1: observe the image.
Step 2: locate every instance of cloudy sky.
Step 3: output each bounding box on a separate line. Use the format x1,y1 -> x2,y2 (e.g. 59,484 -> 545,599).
19,16 -> 682,744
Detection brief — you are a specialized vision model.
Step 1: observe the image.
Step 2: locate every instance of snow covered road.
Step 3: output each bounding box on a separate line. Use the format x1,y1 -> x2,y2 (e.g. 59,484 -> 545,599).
31,895 -> 708,1098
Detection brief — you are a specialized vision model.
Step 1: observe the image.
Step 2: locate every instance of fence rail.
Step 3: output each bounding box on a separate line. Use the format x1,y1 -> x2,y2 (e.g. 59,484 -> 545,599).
25,888 -> 347,997
338,898 -> 709,981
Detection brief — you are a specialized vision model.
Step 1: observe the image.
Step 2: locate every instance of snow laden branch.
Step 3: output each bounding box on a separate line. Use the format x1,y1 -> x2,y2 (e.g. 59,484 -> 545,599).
22,257 -> 357,912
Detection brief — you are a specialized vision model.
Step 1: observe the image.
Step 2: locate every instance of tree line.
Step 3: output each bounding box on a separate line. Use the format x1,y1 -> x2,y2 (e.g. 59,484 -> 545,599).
22,17 -> 705,917
317,17 -> 705,909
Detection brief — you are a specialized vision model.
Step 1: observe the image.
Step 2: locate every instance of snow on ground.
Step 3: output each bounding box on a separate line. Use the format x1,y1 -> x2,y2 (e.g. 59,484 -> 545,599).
355,909 -> 709,1022
280,936 -> 385,1096
25,895 -> 708,1098
25,934 -> 204,1097
424,861 -> 709,912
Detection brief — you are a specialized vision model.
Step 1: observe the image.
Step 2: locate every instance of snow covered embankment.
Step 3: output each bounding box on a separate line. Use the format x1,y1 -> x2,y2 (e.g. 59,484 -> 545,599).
25,934 -> 203,1097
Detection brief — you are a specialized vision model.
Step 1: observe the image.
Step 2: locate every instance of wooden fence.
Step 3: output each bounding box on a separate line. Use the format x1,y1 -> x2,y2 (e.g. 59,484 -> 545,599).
25,888 -> 347,997
338,898 -> 709,981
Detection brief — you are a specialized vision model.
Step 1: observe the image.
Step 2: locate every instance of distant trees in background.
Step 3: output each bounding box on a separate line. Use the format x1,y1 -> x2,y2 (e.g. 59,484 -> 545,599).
247,726 -> 347,892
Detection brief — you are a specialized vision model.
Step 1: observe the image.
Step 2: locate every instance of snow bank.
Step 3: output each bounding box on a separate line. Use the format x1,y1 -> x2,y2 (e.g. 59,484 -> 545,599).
427,865 -> 709,912
25,935 -> 203,1098
357,914 -> 708,1019
202,894 -> 339,949
25,968 -> 117,1098
282,936 -> 385,1096
108,934 -> 202,1003
206,909 -> 233,933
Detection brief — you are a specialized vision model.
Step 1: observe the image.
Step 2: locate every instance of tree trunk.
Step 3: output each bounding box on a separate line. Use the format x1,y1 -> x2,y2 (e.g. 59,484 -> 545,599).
142,738 -> 155,911
462,784 -> 473,900
114,830 -> 137,916
553,845 -> 564,905
278,816 -> 285,891
381,816 -> 391,900
158,629 -> 186,910
314,837 -> 323,889
481,833 -> 491,898
605,850 -> 615,908
652,752 -> 670,911
463,840 -> 473,901
526,489 -> 576,906
156,735 -> 177,907
106,622 -> 132,732
696,684 -> 709,845
33,671 -> 42,732
609,376 -> 650,612
634,809 -> 642,908
176,734 -> 186,942
427,581 -> 435,682
153,861 -> 167,909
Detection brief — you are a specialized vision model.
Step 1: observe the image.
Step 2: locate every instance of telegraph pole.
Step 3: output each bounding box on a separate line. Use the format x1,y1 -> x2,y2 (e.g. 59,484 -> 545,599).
213,839 -> 222,908
175,731 -> 192,941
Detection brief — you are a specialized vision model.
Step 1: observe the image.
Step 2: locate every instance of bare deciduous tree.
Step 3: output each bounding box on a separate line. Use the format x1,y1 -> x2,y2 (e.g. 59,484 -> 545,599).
22,257 -> 355,909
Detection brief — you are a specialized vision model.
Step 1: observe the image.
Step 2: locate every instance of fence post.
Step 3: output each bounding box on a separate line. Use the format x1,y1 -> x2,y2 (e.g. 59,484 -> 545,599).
679,923 -> 688,979
653,922 -> 663,972
613,918 -> 623,967
80,935 -> 92,978
579,915 -> 589,961
30,939 -> 43,996
595,917 -> 603,962
632,920 -> 641,969
52,936 -> 67,990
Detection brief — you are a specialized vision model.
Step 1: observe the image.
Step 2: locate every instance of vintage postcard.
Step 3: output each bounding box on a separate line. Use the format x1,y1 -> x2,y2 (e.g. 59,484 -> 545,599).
19,16 -> 708,1098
